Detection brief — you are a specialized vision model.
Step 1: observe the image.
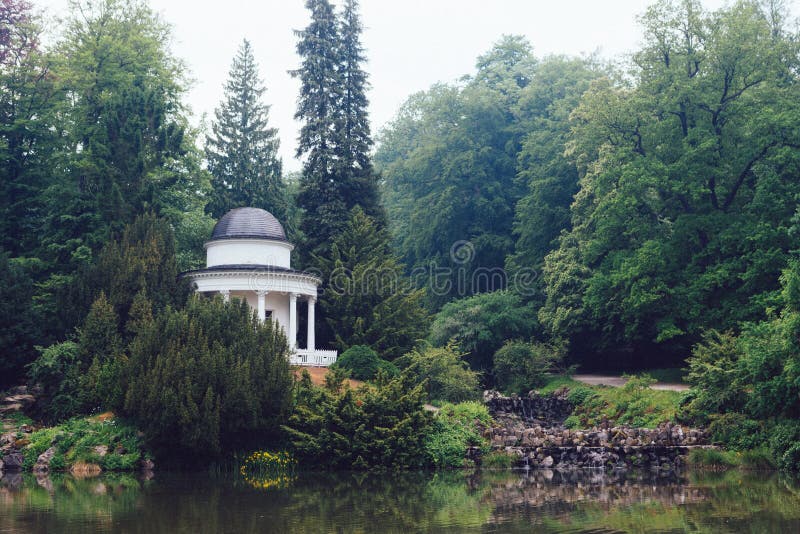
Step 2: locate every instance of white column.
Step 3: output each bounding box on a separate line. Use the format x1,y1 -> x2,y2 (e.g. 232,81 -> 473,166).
257,290 -> 266,322
219,289 -> 230,303
288,292 -> 297,349
306,296 -> 316,351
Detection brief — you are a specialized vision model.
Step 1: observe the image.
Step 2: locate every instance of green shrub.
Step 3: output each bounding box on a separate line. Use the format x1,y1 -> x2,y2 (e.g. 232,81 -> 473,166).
284,371 -> 433,469
769,420 -> 800,471
424,401 -> 492,468
333,345 -> 396,380
395,343 -> 481,403
124,296 -> 293,462
27,341 -> 84,422
493,340 -> 565,394
739,448 -> 776,470
566,385 -> 596,406
684,330 -> 747,424
429,291 -> 539,376
707,413 -> 766,451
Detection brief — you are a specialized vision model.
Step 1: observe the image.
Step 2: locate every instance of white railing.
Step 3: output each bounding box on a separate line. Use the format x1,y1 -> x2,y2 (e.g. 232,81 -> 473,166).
291,348 -> 338,367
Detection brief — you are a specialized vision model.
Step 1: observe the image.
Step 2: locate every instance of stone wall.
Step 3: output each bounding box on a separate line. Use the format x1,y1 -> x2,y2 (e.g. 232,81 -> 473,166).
482,390 -> 710,470
483,389 -> 573,427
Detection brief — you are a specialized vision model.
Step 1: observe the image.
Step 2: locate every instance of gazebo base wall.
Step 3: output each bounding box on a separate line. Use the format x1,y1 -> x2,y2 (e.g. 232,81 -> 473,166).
291,349 -> 338,367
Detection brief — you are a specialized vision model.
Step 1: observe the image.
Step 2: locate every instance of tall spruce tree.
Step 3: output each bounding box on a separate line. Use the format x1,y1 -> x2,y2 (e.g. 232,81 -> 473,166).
292,0 -> 346,260
205,39 -> 287,223
292,0 -> 383,261
335,0 -> 384,225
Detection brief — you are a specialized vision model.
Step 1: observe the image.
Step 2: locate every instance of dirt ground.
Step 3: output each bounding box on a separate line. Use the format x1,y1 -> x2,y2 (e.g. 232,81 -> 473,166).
292,366 -> 363,389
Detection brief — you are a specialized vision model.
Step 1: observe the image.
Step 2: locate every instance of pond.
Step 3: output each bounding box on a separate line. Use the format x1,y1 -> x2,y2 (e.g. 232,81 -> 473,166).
1,468 -> 799,533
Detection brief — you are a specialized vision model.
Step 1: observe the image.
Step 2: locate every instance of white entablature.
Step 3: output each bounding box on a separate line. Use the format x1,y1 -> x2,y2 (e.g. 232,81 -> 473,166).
180,207 -> 336,366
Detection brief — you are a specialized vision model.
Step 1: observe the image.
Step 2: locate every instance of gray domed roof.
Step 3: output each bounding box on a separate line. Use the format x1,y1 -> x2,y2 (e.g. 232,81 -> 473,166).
210,207 -> 287,241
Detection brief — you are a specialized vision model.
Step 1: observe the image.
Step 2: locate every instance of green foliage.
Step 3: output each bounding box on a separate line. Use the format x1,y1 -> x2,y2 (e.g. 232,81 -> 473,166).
769,420 -> 800,471
396,343 -> 481,403
27,342 -> 83,422
316,207 -> 428,358
707,413 -> 766,452
539,0 -> 800,366
205,39 -> 288,224
559,375 -> 681,429
124,296 -> 293,461
424,401 -> 492,468
493,340 -> 565,394
20,415 -> 145,471
563,415 -> 581,429
377,38 -> 538,308
0,252 -> 40,385
481,450 -> 515,468
429,291 -> 538,377
293,0 -> 383,264
333,345 -> 397,381
687,448 -> 741,469
70,212 -> 188,334
283,370 -> 433,469
683,262 -> 800,469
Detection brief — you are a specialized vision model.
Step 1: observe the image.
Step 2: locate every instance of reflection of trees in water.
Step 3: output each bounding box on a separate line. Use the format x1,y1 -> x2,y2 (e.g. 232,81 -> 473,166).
482,470 -> 800,533
0,473 -> 144,532
1,470 -> 800,532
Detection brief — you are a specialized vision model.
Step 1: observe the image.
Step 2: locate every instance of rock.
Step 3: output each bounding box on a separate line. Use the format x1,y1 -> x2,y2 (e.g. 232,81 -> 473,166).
0,458 -> 4,471
542,455 -> 554,468
140,458 -> 155,471
33,447 -> 56,473
0,403 -> 23,413
2,452 -> 24,471
93,445 -> 109,457
0,433 -> 15,446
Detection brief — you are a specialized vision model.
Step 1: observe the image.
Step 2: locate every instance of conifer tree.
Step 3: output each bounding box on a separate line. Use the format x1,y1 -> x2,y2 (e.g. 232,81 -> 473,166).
205,39 -> 287,222
335,0 -> 384,225
316,208 -> 428,359
293,0 -> 384,261
292,0 -> 346,259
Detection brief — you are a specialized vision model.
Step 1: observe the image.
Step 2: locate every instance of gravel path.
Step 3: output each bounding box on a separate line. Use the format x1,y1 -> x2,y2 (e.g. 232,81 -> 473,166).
572,374 -> 689,392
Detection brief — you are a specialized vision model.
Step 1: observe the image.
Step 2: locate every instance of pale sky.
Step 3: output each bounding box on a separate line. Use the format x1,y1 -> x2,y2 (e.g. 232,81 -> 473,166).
37,0 -> 796,171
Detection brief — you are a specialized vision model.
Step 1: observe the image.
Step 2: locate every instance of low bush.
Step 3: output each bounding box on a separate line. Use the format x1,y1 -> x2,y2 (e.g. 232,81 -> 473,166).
284,370 -> 433,469
395,343 -> 481,403
333,345 -> 397,380
482,450 -> 515,468
542,374 -> 680,429
21,416 -> 146,471
424,401 -> 492,468
769,420 -> 800,471
707,413 -> 766,451
493,340 -> 565,394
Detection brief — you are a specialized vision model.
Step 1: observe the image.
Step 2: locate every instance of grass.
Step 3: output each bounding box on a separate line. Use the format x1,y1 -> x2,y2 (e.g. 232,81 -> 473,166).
540,374 -> 682,428
645,367 -> 687,384
687,447 -> 777,470
19,415 -> 147,472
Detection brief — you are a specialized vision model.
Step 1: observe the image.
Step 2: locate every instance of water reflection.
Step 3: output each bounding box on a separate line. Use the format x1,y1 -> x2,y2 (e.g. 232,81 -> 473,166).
1,468 -> 799,533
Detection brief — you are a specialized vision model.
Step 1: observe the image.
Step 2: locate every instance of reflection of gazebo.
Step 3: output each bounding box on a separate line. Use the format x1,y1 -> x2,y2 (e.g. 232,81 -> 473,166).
180,207 -> 337,366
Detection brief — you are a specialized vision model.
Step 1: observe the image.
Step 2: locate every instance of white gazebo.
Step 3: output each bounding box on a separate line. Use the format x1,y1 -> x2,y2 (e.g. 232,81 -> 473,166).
181,207 -> 337,366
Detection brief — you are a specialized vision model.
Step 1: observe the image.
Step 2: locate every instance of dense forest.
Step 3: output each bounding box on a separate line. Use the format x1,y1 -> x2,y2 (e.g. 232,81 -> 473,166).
2,0 -> 800,469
